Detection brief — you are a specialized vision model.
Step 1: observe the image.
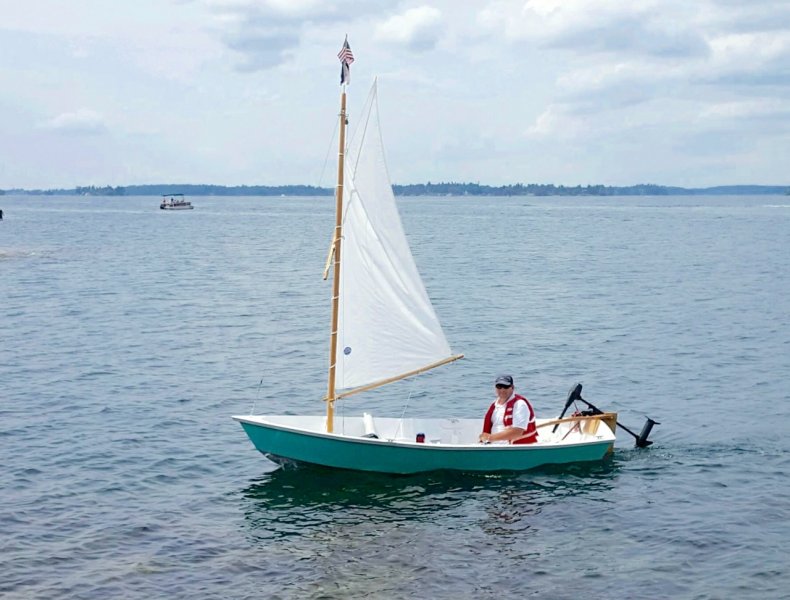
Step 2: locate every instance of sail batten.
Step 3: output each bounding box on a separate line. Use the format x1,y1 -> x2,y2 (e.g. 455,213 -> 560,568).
334,82 -> 459,395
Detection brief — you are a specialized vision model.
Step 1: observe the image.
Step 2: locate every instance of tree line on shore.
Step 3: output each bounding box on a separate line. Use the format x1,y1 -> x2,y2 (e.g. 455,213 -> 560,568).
2,182 -> 788,196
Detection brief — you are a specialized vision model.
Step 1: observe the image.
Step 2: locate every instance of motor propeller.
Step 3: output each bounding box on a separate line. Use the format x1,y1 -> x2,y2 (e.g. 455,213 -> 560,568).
556,383 -> 659,448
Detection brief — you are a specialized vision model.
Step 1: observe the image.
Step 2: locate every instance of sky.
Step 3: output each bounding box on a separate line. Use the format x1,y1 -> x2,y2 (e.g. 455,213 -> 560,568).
1,0 -> 789,189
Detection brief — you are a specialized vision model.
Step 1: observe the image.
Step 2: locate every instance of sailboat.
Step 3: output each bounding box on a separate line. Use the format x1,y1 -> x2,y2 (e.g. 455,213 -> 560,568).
232,46 -> 620,474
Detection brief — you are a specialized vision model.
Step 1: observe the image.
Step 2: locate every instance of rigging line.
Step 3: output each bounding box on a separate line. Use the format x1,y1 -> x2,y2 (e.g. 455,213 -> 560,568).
317,115 -> 340,190
346,81 -> 423,298
372,80 -> 396,196
338,393 -> 345,435
350,79 -> 377,176
393,376 -> 418,441
350,81 -> 422,299
250,378 -> 264,415
342,82 -> 415,295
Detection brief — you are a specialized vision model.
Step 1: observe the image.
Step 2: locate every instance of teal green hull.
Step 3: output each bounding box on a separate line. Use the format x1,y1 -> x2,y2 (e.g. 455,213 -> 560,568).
238,420 -> 612,474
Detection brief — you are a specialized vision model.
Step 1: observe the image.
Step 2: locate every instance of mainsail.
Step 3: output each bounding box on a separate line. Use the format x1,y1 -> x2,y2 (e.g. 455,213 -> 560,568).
334,82 -> 459,396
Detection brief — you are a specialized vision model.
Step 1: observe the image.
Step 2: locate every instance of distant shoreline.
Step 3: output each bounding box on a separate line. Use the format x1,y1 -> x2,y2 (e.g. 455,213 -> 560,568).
2,183 -> 788,197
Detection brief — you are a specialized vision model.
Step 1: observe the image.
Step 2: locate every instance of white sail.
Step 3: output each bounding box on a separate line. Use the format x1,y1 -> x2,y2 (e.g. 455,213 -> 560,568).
334,82 -> 456,395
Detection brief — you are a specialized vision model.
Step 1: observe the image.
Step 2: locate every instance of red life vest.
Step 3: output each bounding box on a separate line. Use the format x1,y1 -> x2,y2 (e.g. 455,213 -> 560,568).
483,394 -> 538,445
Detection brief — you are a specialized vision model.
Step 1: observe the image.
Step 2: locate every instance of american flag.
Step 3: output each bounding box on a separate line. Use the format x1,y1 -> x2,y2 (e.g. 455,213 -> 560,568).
338,37 -> 354,85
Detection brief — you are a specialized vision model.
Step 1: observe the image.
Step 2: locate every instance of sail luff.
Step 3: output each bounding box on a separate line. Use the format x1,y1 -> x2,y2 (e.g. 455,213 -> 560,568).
326,89 -> 347,433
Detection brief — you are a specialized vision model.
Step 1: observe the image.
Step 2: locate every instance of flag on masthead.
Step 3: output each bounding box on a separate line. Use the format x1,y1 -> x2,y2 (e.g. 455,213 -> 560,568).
338,37 -> 354,85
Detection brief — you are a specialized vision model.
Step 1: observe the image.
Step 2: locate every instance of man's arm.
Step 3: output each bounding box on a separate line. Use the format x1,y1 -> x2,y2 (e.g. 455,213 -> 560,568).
479,427 -> 525,443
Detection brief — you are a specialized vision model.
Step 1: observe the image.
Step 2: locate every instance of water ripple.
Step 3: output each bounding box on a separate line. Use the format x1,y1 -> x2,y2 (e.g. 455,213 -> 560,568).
1,194 -> 789,598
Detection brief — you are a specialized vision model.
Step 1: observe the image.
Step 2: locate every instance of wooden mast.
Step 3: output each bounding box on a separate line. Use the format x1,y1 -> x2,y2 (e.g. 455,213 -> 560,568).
326,88 -> 347,433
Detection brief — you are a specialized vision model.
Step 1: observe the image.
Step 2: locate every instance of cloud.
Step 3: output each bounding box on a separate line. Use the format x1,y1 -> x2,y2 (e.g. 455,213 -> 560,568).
479,0 -> 709,58
205,0 -> 386,71
700,98 -> 790,122
206,0 -> 328,22
549,17 -> 709,59
206,0 -> 306,70
702,30 -> 790,85
223,27 -> 300,71
374,6 -> 443,51
39,110 -> 107,135
525,104 -> 585,139
476,0 -> 790,136
706,0 -> 790,35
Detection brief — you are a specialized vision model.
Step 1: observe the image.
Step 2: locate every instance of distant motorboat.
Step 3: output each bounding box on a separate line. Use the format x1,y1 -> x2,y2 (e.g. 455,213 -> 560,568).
160,194 -> 193,210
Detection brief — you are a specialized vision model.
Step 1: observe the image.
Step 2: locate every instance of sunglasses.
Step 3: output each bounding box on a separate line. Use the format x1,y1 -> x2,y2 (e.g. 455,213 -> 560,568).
495,384 -> 512,389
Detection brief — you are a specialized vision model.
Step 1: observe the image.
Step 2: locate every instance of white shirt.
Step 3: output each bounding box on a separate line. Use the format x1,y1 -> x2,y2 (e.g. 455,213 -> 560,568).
490,392 -> 529,434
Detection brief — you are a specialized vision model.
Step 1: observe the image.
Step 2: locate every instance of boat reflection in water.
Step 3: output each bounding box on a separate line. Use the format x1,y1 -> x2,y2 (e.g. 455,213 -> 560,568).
235,461 -> 620,596
240,458 -> 619,532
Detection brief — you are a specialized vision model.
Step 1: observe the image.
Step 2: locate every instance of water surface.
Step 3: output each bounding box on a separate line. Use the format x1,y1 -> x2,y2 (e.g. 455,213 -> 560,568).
1,194 -> 789,598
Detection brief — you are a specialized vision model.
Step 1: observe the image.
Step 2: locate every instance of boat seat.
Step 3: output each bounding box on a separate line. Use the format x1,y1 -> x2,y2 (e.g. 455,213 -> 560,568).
582,418 -> 601,435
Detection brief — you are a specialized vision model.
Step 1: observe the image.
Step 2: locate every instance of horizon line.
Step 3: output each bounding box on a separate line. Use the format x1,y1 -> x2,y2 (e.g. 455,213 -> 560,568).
3,182 -> 790,194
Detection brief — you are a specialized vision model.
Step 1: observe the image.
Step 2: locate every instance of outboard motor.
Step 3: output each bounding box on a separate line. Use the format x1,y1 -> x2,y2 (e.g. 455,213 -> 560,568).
553,383 -> 597,432
559,383 -> 659,448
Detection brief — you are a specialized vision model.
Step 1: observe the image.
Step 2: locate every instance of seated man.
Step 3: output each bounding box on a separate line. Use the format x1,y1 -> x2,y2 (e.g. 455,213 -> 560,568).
478,375 -> 538,445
